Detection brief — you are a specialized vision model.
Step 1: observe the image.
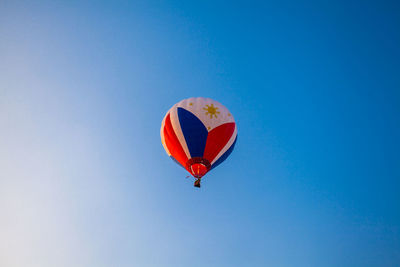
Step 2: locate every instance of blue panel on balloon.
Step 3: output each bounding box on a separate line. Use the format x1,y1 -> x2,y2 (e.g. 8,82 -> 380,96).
211,136 -> 237,170
177,107 -> 208,158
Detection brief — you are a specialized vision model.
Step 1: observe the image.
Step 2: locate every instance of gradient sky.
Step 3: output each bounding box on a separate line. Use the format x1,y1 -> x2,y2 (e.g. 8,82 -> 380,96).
1,0 -> 399,266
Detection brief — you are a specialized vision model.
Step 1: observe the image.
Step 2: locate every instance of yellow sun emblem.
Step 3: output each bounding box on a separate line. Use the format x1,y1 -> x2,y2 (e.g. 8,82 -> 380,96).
203,103 -> 220,119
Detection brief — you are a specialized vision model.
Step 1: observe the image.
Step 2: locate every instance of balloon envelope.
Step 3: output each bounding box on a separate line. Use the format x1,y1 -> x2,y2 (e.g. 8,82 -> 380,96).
161,97 -> 237,179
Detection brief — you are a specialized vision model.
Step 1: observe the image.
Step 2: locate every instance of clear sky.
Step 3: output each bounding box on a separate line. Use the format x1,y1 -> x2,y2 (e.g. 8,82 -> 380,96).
1,0 -> 399,266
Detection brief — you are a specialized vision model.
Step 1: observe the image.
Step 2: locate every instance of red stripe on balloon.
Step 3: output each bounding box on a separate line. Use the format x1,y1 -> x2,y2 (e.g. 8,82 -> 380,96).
163,113 -> 189,169
203,122 -> 236,163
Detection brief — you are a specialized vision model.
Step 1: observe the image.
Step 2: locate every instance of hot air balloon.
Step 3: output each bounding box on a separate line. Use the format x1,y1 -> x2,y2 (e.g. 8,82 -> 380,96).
161,97 -> 237,188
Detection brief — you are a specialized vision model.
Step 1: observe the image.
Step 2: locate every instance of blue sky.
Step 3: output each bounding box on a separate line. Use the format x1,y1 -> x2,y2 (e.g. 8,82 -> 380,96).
0,0 -> 399,266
